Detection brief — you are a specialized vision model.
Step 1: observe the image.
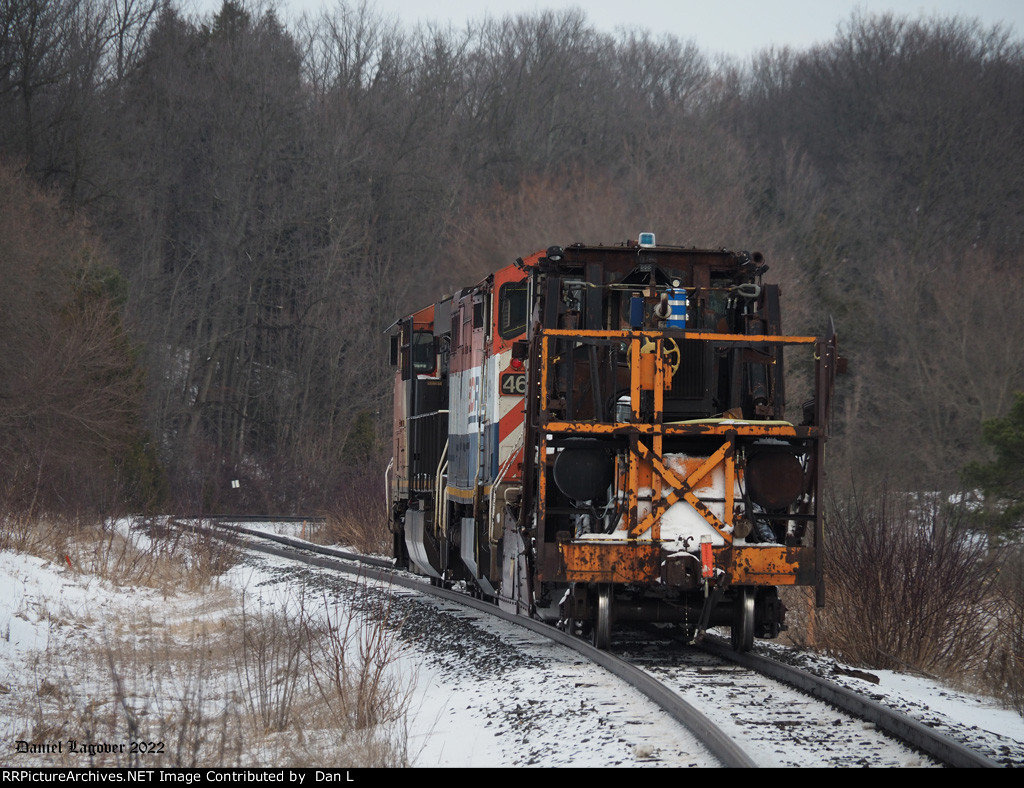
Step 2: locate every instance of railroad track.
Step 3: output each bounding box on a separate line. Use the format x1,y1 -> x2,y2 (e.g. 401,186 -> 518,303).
173,516 -> 1003,768
622,632 -> 997,767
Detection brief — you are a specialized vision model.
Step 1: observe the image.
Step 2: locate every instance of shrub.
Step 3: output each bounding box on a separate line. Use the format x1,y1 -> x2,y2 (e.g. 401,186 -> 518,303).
817,487 -> 999,678
316,460 -> 391,555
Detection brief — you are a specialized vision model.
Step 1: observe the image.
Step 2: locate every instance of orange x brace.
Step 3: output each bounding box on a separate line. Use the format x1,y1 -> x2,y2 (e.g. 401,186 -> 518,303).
628,439 -> 735,541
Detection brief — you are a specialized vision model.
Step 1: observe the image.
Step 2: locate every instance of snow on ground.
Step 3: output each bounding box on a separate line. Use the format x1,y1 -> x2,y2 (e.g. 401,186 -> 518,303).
404,633 -> 713,767
2,519 -> 1023,768
874,669 -> 1024,740
238,546 -> 716,766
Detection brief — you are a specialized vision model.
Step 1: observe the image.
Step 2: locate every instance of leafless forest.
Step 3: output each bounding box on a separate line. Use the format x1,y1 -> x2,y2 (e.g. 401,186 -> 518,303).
5,0 -> 1022,514
3,0 -> 1024,701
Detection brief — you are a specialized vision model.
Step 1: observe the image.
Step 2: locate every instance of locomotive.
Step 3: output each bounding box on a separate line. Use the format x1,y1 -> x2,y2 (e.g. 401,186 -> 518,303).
387,237 -> 839,650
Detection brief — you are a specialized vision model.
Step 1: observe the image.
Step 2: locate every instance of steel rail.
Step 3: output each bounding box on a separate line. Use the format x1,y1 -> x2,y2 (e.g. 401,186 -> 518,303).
698,638 -> 1000,768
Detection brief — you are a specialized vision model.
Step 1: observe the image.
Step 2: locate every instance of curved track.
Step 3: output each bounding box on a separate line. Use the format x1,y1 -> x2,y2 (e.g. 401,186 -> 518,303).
180,517 -> 1002,768
697,638 -> 997,767
620,630 -> 999,767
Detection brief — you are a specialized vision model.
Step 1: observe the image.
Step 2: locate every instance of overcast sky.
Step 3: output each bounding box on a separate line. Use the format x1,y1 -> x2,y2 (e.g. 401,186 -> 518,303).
186,0 -> 1024,59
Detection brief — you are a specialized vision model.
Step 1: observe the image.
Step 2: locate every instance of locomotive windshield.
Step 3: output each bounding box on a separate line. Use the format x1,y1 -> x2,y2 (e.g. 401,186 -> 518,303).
411,330 -> 435,374
498,281 -> 528,339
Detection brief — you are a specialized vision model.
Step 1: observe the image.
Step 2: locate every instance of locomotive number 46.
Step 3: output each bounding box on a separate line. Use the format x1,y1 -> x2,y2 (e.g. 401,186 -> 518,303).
500,371 -> 526,396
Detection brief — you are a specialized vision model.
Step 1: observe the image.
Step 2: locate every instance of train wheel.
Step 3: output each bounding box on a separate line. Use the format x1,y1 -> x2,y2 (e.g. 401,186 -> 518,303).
593,583 -> 613,649
731,586 -> 755,652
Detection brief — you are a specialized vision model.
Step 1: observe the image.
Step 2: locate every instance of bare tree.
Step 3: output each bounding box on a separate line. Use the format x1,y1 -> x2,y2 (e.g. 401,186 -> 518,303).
845,249 -> 1024,487
0,161 -> 154,513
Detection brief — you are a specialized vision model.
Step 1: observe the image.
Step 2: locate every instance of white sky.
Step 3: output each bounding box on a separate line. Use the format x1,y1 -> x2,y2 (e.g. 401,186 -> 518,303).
186,0 -> 1024,59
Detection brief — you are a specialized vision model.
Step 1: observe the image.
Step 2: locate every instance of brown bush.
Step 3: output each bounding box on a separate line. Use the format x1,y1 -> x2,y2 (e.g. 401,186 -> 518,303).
304,593 -> 410,734
816,487 -> 999,677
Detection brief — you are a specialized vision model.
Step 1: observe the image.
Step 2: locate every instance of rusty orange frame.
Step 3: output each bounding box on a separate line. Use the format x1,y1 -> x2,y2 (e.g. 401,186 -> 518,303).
538,329 -> 819,543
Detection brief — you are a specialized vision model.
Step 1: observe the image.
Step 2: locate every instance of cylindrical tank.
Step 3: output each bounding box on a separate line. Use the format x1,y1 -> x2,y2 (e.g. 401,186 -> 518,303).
667,282 -> 688,329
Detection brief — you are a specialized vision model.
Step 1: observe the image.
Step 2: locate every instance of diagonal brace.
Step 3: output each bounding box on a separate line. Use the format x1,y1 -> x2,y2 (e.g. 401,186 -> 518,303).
630,440 -> 734,539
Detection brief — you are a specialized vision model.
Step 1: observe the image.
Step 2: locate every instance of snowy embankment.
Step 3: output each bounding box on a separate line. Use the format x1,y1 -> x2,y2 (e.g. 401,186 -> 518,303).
1,518 -> 1022,767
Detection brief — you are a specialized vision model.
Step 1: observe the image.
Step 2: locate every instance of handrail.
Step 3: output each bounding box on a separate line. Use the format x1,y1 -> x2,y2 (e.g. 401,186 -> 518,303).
539,327 -> 819,344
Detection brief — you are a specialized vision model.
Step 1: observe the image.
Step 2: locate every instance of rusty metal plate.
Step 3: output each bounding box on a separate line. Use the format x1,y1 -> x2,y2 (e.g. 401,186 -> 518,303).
725,546 -> 815,585
558,541 -> 662,583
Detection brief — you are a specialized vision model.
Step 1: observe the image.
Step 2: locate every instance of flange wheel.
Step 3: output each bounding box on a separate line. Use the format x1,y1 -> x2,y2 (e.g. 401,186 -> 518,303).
731,586 -> 755,652
593,583 -> 613,649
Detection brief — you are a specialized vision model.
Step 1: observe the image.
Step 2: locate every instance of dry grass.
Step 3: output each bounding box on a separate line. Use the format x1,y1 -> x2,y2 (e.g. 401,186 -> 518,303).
0,512 -> 82,565
0,513 -> 239,592
12,606 -> 245,767
776,586 -> 818,649
2,515 -> 414,767
315,464 -> 392,555
316,511 -> 391,556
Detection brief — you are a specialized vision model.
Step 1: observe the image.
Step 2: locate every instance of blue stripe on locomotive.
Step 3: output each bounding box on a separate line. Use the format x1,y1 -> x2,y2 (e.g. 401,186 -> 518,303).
490,423 -> 500,480
447,425 -> 501,490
